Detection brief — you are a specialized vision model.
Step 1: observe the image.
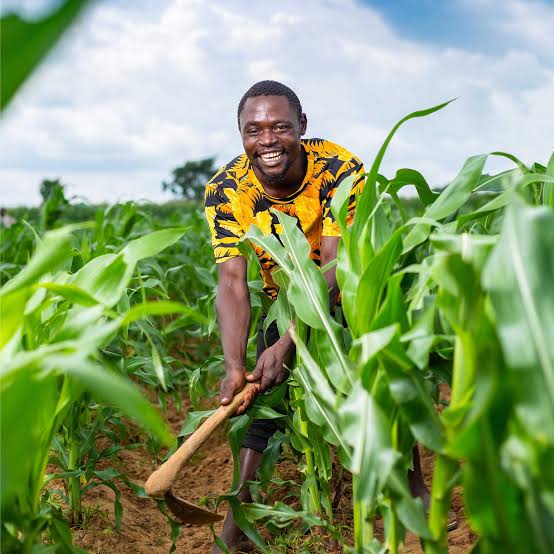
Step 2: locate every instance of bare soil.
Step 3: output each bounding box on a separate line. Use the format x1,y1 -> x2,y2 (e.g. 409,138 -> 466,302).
71,389 -> 475,553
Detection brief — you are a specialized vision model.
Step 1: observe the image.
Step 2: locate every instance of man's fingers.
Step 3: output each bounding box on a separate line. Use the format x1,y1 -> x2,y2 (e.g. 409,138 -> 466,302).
219,379 -> 234,405
260,373 -> 273,393
236,383 -> 260,415
246,365 -> 263,382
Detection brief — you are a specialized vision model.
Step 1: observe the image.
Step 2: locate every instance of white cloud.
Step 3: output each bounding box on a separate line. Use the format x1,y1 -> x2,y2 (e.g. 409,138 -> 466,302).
1,0 -> 553,207
248,59 -> 290,82
493,0 -> 554,57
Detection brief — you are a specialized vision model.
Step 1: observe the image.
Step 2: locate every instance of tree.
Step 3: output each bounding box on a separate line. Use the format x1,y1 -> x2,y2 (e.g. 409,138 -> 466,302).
162,157 -> 218,201
39,178 -> 69,230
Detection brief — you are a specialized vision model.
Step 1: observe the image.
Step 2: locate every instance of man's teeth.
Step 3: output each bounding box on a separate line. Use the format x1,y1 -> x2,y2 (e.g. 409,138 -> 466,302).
261,152 -> 283,161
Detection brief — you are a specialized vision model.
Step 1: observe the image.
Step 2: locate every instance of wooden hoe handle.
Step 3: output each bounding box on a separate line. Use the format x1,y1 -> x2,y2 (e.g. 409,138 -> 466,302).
145,382 -> 258,497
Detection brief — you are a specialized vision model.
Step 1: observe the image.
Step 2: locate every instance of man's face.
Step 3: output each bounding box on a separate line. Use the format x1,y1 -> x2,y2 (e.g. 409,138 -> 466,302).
239,95 -> 307,187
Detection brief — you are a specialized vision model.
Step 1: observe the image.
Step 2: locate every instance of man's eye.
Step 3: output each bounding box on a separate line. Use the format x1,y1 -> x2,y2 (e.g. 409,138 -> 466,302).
247,128 -> 259,135
275,125 -> 289,131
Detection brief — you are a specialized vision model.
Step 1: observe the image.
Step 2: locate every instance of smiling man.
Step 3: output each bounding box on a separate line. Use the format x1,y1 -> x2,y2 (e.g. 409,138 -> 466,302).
204,80 -> 429,552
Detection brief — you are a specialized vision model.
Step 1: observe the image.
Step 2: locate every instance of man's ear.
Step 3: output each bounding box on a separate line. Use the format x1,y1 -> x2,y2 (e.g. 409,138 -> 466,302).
299,113 -> 307,136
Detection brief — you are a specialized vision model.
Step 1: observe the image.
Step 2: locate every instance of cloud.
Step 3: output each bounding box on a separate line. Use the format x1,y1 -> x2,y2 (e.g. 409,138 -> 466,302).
1,0 -> 553,207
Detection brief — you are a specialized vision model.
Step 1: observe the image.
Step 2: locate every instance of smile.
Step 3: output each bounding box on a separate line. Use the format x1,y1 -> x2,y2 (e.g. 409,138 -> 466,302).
259,151 -> 284,164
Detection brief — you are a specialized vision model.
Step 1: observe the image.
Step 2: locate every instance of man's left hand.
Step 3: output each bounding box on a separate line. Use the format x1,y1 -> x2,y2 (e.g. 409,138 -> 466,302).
246,337 -> 294,393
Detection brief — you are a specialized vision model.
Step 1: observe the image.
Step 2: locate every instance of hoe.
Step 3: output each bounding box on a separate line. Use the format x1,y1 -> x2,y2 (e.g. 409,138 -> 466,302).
145,382 -> 259,524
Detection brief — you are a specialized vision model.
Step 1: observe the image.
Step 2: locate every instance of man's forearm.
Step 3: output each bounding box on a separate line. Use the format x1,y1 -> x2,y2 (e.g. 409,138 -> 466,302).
320,236 -> 341,308
324,268 -> 340,307
216,280 -> 251,373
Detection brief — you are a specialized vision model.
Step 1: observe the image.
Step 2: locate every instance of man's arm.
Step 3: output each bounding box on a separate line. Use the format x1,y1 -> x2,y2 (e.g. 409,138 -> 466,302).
320,235 -> 341,307
216,257 -> 253,413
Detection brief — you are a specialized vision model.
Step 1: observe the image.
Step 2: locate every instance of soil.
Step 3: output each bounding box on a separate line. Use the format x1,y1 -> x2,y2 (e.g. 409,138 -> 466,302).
71,388 -> 475,554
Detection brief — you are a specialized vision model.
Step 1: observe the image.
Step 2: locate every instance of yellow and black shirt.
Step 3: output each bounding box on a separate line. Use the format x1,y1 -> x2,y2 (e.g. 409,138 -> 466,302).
205,138 -> 365,299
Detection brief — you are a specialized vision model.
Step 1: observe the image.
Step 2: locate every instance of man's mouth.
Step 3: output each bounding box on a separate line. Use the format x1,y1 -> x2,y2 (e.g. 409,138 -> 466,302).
258,151 -> 285,166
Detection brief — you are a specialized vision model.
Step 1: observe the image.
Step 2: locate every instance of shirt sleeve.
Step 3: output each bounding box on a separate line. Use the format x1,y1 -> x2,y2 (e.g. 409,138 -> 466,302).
321,156 -> 365,237
204,177 -> 244,263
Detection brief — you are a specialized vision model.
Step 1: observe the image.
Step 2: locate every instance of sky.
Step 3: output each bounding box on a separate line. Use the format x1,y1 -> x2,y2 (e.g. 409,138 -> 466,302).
1,0 -> 553,207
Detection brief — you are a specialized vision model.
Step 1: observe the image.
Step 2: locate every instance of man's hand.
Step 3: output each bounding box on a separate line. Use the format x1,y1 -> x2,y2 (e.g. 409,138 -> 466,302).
220,366 -> 246,404
246,336 -> 294,393
220,368 -> 260,415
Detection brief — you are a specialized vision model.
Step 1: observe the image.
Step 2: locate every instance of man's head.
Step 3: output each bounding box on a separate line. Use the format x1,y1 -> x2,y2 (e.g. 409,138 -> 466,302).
237,81 -> 307,188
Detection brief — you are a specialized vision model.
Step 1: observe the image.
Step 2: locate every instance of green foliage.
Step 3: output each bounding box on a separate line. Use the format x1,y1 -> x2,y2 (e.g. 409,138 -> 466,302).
2,39 -> 552,550
0,0 -> 90,110
162,156 -> 218,201
39,178 -> 70,230
0,199 -> 221,551
224,103 -> 554,553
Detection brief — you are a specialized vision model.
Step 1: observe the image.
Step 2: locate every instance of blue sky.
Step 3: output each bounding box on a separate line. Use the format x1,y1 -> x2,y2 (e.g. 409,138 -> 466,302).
364,0 -> 553,62
1,0 -> 553,206
364,1 -> 480,48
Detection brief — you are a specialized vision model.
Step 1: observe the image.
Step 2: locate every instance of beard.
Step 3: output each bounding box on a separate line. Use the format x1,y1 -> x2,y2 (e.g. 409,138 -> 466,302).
257,154 -> 295,187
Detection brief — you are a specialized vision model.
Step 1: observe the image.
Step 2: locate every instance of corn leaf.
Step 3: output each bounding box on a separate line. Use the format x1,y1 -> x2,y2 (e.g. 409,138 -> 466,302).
483,203 -> 554,443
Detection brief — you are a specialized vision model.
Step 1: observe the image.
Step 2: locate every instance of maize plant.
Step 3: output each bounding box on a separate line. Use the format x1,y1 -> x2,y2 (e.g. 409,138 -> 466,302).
193,103 -> 554,553
0,220 -> 216,552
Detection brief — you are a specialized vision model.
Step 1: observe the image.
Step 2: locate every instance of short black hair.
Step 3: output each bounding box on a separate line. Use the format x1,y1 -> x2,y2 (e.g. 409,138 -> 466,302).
237,80 -> 302,127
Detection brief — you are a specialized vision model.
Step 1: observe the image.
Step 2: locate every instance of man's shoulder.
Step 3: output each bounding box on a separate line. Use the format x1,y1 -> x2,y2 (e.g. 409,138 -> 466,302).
303,138 -> 363,165
206,154 -> 250,191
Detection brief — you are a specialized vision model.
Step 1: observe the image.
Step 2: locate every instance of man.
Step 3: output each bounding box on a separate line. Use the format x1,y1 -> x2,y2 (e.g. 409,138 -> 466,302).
204,80 -> 430,552
0,208 -> 16,228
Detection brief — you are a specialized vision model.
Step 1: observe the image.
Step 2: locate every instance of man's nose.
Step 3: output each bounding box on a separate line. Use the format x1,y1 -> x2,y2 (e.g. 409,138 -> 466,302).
259,129 -> 277,146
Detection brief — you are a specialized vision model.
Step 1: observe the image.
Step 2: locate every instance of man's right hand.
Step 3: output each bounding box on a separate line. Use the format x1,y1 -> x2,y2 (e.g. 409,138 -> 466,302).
220,367 -> 251,414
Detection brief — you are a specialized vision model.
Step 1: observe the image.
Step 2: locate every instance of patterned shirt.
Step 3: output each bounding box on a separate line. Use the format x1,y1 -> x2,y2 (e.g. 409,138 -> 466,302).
205,138 -> 365,299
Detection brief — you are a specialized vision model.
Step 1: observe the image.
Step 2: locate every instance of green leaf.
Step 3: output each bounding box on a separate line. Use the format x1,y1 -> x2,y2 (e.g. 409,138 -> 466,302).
247,212 -> 352,387
222,495 -> 265,548
70,228 -> 187,308
178,409 -> 217,437
380,338 -> 445,452
490,151 -> 530,173
272,211 -> 330,329
483,203 -> 554,443
330,173 -> 360,242
355,229 -> 403,336
47,355 -> 175,446
352,99 -> 455,255
247,405 -> 286,420
258,431 -> 286,488
1,227 -> 73,295
227,414 -> 252,492
40,282 -> 99,306
290,327 -> 352,457
121,227 -> 186,264
1,366 -> 60,516
338,381 -> 398,504
403,154 -> 488,253
385,168 -> 438,207
123,300 -> 209,326
458,172 -> 554,226
0,288 -> 29,349
243,501 -> 334,530
1,0 -> 89,110
544,153 -> 554,208
148,336 -> 166,392
70,253 -> 128,307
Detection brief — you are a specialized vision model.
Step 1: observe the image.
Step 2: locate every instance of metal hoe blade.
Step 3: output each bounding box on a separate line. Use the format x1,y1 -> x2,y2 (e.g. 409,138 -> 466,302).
164,491 -> 223,525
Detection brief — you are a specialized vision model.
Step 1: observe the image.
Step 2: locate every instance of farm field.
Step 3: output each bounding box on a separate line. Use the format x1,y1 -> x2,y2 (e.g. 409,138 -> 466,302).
68,388 -> 474,554
2,103 -> 553,554
2,2 -> 553,553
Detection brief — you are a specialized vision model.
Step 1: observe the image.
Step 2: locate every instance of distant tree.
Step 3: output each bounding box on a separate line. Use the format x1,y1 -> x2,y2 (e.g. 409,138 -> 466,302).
39,178 -> 69,230
40,178 -> 68,204
162,157 -> 218,201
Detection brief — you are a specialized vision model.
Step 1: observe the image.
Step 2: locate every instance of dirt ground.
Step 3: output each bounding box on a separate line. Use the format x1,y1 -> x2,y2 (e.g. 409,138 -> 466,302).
72,392 -> 475,554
